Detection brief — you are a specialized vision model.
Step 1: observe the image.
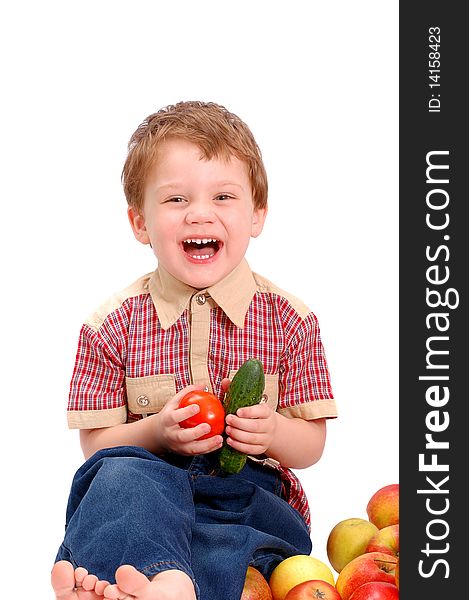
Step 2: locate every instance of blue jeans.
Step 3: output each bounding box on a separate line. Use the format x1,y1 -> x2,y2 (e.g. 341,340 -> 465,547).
55,446 -> 312,599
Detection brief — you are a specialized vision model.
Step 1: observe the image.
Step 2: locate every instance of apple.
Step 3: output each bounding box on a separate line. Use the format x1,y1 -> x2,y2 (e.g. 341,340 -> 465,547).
349,582 -> 399,600
284,579 -> 342,599
335,551 -> 397,600
366,484 -> 399,529
269,555 -> 335,600
365,524 -> 399,558
327,518 -> 379,573
394,557 -> 399,589
241,566 -> 273,600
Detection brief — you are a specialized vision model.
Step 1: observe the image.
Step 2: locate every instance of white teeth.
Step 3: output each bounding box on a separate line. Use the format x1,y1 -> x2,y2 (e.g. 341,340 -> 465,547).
183,238 -> 218,244
191,254 -> 211,260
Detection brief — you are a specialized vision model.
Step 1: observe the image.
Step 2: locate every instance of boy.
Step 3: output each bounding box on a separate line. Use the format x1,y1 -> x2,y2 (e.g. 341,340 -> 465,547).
51,101 -> 337,600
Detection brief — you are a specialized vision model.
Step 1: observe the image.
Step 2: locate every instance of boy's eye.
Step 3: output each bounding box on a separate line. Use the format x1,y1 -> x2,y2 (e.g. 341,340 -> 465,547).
167,197 -> 186,203
216,194 -> 232,201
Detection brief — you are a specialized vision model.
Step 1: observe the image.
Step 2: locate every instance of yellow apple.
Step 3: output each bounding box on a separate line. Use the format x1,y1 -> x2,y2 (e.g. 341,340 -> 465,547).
269,555 -> 335,600
326,517 -> 379,573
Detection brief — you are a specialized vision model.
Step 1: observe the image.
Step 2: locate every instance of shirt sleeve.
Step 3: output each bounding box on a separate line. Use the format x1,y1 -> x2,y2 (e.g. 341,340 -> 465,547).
278,312 -> 338,420
67,322 -> 128,429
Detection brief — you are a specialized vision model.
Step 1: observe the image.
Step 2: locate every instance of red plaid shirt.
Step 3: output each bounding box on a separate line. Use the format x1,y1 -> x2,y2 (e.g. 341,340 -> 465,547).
68,259 -> 337,529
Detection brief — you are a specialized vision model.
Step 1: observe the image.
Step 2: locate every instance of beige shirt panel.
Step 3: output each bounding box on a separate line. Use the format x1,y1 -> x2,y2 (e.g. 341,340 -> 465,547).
189,292 -> 215,391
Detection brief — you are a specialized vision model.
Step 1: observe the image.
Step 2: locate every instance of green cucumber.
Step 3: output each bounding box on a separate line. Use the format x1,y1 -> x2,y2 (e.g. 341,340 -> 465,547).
219,358 -> 265,474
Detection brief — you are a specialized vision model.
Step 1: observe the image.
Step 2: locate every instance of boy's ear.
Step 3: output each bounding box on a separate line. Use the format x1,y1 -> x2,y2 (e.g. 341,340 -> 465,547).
251,206 -> 268,238
128,206 -> 151,245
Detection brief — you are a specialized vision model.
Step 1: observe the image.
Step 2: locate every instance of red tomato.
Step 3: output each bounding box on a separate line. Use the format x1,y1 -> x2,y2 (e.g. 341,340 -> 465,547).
179,390 -> 225,440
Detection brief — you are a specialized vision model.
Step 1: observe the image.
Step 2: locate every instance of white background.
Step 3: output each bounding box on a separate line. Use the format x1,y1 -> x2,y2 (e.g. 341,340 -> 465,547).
0,1 -> 398,595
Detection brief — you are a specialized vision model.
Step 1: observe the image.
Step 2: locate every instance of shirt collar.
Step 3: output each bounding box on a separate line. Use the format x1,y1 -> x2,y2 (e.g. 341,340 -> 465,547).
149,258 -> 257,330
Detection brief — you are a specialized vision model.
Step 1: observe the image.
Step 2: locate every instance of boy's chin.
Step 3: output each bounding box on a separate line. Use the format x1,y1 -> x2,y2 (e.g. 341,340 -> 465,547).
183,273 -> 223,290
179,264 -> 232,290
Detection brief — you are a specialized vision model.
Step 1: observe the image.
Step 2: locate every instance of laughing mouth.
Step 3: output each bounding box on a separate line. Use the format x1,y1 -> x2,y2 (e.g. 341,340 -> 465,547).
182,238 -> 222,260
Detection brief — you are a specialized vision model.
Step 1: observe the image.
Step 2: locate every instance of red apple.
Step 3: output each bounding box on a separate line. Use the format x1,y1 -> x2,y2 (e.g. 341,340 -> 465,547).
394,558 -> 399,589
349,582 -> 399,600
241,566 -> 273,600
327,518 -> 379,573
365,524 -> 399,558
284,579 -> 342,599
366,484 -> 399,529
335,552 -> 397,600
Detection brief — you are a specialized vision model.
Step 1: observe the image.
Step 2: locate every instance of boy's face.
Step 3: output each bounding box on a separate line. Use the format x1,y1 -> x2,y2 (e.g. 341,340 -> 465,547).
128,137 -> 267,289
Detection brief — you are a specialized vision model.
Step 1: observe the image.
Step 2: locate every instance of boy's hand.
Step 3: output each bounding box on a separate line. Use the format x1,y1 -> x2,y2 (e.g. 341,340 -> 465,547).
155,385 -> 224,456
224,402 -> 277,457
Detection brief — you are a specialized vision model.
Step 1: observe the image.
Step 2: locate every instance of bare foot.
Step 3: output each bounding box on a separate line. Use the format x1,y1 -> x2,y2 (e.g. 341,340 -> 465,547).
103,565 -> 197,600
51,560 -> 110,599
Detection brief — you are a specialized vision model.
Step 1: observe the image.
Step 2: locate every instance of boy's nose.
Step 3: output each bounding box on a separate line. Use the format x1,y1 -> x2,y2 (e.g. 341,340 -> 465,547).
185,202 -> 216,225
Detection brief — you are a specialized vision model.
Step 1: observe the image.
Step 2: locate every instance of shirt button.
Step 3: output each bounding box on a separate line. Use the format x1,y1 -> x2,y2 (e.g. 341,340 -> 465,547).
136,395 -> 149,407
195,293 -> 206,305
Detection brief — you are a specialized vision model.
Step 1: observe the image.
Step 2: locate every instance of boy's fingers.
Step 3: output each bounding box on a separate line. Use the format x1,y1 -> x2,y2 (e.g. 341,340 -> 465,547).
196,434 -> 224,454
226,408 -> 270,430
221,378 -> 231,393
174,422 -> 208,441
172,403 -> 201,425
226,437 -> 261,455
226,416 -> 263,433
165,384 -> 206,411
174,384 -> 205,403
177,427 -> 223,449
236,403 -> 271,419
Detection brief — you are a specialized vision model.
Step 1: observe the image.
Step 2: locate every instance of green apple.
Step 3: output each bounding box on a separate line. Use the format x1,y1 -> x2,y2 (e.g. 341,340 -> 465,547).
326,518 -> 379,573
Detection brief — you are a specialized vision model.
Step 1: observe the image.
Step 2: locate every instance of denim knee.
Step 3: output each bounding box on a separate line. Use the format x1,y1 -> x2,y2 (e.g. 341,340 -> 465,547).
58,447 -> 198,586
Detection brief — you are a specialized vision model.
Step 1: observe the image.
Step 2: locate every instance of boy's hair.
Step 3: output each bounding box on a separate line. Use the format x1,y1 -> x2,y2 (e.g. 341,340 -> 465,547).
122,101 -> 268,213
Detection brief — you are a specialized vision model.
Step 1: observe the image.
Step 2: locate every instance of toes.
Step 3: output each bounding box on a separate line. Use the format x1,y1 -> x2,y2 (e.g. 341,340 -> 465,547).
82,574 -> 98,591
103,565 -> 149,598
74,567 -> 89,586
114,564 -> 150,595
51,561 -> 76,595
103,584 -> 124,599
95,580 -> 111,595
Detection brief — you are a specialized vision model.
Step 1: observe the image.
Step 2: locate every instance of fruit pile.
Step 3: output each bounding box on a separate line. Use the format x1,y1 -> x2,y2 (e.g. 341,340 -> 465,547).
240,483 -> 399,600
